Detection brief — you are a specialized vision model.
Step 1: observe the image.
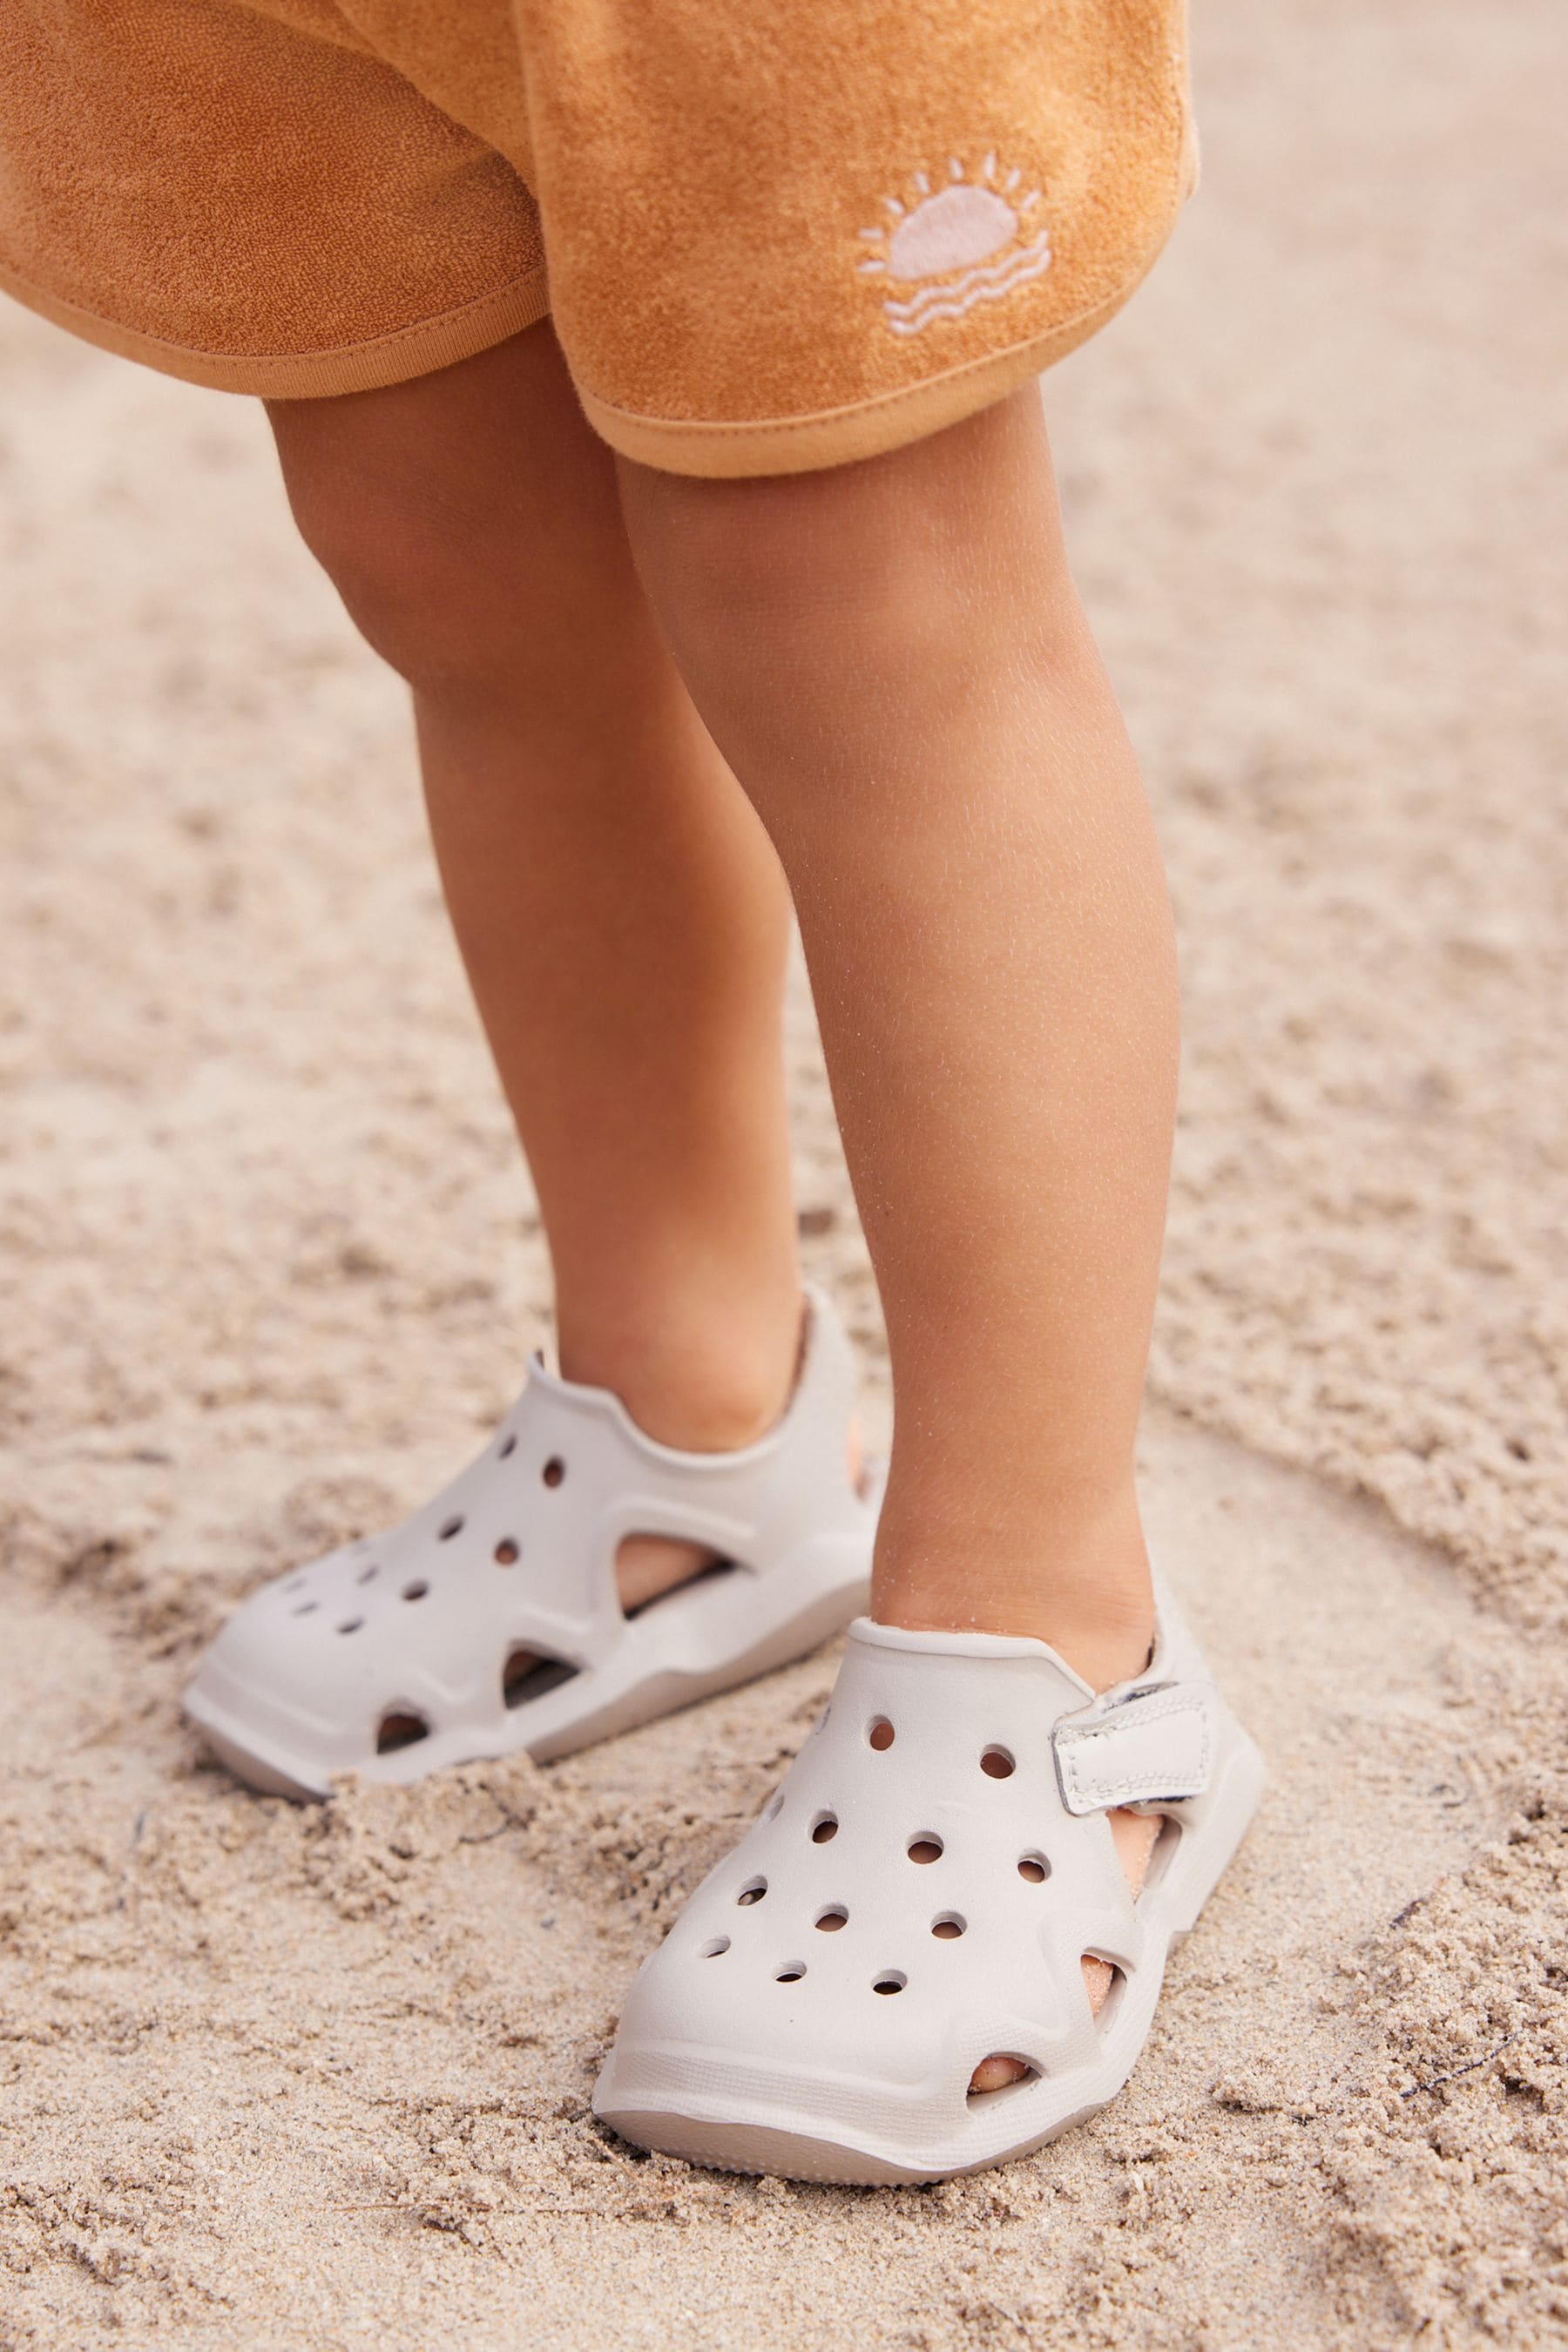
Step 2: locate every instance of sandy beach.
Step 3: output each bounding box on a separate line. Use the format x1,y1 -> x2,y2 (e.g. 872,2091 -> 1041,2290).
3,1 -> 1565,2343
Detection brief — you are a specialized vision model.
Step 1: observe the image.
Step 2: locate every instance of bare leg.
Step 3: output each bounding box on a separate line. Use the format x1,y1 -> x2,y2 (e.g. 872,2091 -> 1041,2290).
617,389 -> 1177,1684
618,391 -> 1174,2062
267,326 -> 804,1606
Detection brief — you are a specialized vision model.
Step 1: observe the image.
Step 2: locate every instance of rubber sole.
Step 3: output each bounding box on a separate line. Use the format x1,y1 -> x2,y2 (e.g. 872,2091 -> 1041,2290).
591,2101 -> 1113,2187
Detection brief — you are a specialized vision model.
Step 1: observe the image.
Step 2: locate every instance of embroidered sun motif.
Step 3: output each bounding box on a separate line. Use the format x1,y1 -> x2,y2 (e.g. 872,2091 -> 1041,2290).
857,155 -> 1051,337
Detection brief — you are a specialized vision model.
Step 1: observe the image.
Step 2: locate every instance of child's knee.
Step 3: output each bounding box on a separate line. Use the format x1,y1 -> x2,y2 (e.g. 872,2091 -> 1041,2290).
272,422 -> 519,695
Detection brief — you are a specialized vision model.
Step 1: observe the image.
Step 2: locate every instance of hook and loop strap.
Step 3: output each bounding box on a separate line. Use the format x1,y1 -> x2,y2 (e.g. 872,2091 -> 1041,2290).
1053,1682 -> 1215,1815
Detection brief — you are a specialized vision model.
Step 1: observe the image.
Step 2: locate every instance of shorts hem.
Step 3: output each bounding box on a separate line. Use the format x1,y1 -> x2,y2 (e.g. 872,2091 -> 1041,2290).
578,297 -> 1118,476
0,259 -> 552,397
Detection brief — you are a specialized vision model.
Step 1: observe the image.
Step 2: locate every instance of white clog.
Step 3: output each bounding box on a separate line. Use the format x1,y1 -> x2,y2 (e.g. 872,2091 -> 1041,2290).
184,1287 -> 877,1797
594,1578 -> 1263,2183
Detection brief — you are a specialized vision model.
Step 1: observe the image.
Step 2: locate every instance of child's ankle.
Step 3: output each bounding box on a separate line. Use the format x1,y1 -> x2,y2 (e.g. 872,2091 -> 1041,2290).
553,1277 -> 804,1453
870,1497 -> 1155,1693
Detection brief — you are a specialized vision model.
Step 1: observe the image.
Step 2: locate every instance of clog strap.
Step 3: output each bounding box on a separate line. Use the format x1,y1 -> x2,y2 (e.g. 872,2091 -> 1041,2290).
1052,1681 -> 1216,1815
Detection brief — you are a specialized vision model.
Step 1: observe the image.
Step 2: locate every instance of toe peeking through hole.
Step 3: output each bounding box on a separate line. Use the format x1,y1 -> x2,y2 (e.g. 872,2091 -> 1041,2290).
868,1717 -> 895,1751
493,1539 -> 520,1565
737,1879 -> 767,1906
969,2054 -> 1037,2097
542,1456 -> 565,1489
908,1836 -> 943,1865
872,1972 -> 907,1996
931,1914 -> 965,1939
810,1813 -> 838,1843
980,1746 -> 1015,1779
815,1907 -> 848,1932
1082,1956 -> 1125,2018
1017,1852 -> 1050,1882
503,1649 -> 581,1710
376,1709 -> 429,1754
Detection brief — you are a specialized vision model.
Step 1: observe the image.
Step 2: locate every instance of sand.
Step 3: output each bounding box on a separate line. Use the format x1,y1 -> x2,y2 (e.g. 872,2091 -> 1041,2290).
2,0 -> 1565,2343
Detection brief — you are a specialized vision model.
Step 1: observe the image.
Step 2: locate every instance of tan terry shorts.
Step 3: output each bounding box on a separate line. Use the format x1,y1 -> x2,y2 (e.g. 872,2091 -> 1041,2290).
0,1 -> 1193,476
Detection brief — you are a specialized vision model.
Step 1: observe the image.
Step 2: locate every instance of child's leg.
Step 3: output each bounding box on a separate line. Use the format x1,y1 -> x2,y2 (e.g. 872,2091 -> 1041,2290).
267,325 -> 805,1605
600,388 -> 1188,2128
617,384 -> 1178,1691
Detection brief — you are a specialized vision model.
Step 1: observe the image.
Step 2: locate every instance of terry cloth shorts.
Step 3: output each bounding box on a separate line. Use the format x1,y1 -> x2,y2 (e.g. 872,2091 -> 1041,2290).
0,1 -> 1194,476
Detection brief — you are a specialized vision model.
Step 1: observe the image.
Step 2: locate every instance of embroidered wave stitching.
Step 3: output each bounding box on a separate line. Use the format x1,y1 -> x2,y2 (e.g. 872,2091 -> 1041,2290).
857,154 -> 1052,338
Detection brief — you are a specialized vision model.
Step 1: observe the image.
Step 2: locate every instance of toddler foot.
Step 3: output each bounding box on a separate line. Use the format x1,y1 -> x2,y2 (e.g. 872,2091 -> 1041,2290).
184,1288 -> 878,1796
594,1586 -> 1266,2185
